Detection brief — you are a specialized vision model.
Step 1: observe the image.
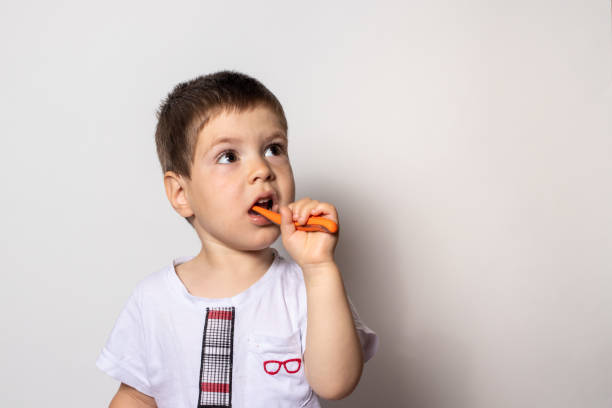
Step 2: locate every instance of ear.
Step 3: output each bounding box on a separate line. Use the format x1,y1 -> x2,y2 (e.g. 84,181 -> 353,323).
163,171 -> 194,219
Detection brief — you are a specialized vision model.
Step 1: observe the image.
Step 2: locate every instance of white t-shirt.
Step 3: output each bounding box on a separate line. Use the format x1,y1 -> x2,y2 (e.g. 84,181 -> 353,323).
96,248 -> 379,408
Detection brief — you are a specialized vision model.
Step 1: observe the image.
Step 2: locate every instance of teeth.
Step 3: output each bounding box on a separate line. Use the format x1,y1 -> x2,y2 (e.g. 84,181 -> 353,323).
252,196 -> 273,211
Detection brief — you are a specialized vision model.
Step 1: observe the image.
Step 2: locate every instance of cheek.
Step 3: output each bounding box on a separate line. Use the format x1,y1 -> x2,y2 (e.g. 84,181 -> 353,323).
282,165 -> 295,202
209,172 -> 241,201
276,163 -> 295,204
288,178 -> 295,203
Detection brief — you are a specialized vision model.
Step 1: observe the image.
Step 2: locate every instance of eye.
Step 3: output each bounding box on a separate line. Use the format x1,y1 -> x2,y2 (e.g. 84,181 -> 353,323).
217,150 -> 238,164
265,143 -> 286,157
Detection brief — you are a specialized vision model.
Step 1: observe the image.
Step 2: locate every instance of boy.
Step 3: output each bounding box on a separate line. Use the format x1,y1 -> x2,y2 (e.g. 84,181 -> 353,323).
96,71 -> 379,407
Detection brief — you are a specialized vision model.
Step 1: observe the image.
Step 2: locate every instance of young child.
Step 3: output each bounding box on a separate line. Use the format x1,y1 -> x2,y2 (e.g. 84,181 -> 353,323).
96,71 -> 379,408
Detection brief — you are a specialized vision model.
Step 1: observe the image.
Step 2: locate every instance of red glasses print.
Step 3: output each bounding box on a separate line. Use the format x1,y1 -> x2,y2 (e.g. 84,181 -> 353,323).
263,358 -> 302,375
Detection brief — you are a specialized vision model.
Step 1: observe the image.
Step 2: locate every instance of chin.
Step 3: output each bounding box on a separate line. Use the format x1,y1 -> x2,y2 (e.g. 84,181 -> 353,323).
250,231 -> 280,251
240,242 -> 275,253
230,230 -> 278,252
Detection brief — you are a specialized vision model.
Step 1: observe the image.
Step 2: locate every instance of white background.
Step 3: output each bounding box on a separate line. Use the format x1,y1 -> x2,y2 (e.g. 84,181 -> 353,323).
1,1 -> 611,407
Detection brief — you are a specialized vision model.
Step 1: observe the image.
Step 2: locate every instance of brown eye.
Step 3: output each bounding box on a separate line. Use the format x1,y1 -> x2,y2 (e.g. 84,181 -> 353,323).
265,143 -> 285,157
217,150 -> 237,164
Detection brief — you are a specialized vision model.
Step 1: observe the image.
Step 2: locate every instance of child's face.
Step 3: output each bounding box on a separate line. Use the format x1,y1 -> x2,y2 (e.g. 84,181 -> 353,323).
181,105 -> 295,251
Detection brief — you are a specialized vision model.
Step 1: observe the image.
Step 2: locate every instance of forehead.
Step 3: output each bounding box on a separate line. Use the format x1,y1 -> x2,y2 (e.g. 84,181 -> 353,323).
196,105 -> 286,152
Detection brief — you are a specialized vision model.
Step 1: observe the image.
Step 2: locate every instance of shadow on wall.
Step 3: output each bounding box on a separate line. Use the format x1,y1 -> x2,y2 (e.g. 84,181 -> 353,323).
324,332 -> 472,408
285,181 -> 472,408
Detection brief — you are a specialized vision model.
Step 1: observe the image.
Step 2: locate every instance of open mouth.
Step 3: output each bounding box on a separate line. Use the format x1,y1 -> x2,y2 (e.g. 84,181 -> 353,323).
248,198 -> 273,215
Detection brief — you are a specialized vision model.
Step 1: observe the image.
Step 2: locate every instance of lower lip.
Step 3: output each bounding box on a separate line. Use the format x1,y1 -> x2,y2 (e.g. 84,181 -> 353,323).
248,211 -> 273,225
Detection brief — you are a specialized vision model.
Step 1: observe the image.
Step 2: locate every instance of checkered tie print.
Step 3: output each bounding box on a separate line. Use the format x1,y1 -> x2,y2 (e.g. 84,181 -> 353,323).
198,307 -> 235,408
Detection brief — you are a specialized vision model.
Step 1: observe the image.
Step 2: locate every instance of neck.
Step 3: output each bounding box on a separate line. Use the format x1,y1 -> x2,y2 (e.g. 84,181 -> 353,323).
193,242 -> 274,277
174,243 -> 275,299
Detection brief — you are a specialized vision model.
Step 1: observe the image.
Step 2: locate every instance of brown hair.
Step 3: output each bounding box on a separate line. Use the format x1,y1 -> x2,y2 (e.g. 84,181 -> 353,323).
154,70 -> 288,226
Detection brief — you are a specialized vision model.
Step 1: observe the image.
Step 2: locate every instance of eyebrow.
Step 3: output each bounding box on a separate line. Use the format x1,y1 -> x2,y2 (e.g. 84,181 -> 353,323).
207,132 -> 287,151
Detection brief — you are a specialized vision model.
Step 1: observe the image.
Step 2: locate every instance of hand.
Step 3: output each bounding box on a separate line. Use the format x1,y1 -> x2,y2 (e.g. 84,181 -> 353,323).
279,198 -> 339,269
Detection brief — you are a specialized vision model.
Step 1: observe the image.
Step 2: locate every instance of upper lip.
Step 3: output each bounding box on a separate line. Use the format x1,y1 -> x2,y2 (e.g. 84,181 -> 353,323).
249,190 -> 278,212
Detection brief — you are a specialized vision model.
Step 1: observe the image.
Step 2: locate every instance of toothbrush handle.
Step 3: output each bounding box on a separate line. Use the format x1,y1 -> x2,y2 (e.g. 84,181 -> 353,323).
251,206 -> 338,234
297,216 -> 338,233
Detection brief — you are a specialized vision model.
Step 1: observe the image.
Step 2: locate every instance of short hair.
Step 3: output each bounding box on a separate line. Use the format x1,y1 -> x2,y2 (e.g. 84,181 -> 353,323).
154,70 -> 288,227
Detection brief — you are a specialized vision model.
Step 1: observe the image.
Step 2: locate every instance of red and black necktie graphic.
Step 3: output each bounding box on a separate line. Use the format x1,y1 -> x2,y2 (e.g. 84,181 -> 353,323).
198,307 -> 235,408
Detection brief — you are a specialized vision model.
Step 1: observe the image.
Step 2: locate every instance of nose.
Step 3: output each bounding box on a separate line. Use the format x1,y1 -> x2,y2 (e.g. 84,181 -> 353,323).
249,156 -> 275,184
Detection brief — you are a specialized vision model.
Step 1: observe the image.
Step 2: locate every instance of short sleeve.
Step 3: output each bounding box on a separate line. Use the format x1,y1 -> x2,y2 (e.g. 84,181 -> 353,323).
95,288 -> 153,396
347,295 -> 379,363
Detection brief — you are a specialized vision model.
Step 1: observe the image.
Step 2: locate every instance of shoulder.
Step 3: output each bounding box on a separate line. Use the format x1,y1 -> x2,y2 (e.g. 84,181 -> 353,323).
126,260 -> 177,309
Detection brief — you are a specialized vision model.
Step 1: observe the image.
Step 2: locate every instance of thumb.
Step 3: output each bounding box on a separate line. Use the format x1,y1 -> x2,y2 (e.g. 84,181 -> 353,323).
279,205 -> 296,235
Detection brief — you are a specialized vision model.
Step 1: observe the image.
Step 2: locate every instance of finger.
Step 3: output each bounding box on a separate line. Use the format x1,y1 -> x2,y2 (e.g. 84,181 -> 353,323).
309,202 -> 339,223
279,205 -> 296,235
288,199 -> 308,214
298,200 -> 320,225
291,198 -> 309,223
288,201 -> 299,219
288,203 -> 302,224
311,203 -> 337,218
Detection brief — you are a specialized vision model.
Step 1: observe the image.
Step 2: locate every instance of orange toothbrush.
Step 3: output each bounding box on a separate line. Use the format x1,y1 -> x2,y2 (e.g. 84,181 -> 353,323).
251,206 -> 338,234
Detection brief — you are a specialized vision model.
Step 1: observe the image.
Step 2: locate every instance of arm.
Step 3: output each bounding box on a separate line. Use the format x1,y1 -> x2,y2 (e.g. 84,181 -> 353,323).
109,383 -> 157,408
279,200 -> 364,400
302,262 -> 364,400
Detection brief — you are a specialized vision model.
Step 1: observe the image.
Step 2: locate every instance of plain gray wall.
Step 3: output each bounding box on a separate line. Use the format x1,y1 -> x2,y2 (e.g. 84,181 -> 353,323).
1,1 -> 610,407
